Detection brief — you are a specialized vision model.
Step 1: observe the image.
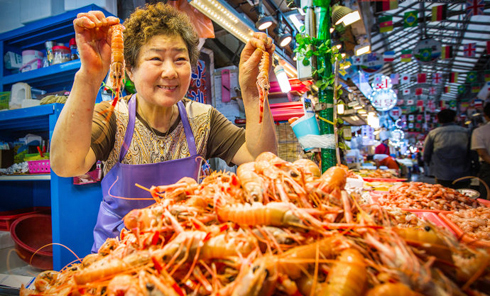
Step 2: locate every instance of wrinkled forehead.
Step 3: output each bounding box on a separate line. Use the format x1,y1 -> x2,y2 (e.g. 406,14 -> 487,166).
139,34 -> 189,56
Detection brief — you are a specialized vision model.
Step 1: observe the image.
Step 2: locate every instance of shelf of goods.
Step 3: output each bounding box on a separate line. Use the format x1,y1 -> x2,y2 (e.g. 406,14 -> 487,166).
0,5 -> 116,271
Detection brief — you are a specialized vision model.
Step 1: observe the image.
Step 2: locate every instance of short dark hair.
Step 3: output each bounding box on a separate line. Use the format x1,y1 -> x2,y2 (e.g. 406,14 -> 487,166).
123,2 -> 200,70
437,109 -> 456,124
484,103 -> 490,118
366,155 -> 374,161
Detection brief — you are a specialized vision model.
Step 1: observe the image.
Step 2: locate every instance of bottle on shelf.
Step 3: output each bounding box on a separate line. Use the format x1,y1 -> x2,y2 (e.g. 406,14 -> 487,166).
69,38 -> 79,60
52,45 -> 70,65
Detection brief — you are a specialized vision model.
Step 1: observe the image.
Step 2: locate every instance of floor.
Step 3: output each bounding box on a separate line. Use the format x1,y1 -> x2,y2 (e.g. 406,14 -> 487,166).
0,231 -> 40,293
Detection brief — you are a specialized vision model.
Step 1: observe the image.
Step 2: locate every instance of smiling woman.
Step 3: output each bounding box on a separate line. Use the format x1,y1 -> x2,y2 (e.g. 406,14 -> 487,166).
50,2 -> 278,252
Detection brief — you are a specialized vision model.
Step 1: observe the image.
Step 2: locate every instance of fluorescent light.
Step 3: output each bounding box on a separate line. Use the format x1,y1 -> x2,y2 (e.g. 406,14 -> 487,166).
337,104 -> 345,114
274,65 -> 292,93
368,112 -> 379,129
289,14 -> 303,32
355,43 -> 371,56
189,0 -> 254,43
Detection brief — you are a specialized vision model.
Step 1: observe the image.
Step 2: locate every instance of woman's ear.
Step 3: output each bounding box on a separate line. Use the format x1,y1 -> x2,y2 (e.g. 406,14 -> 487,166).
126,67 -> 133,82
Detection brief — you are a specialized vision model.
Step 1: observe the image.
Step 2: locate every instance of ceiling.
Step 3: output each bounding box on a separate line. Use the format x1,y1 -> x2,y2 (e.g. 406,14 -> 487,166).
202,0 -> 301,69
368,1 -> 490,103
127,0 -> 490,127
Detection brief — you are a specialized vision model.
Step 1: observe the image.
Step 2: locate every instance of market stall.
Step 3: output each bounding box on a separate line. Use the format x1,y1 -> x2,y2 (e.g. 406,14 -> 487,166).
0,0 -> 489,294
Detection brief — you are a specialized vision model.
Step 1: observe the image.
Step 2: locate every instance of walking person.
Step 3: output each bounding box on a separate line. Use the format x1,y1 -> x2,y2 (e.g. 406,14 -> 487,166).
471,103 -> 490,199
423,109 -> 472,189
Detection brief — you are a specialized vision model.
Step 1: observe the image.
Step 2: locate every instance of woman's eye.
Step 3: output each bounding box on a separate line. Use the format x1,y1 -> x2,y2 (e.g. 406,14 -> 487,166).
176,57 -> 188,62
150,57 -> 162,61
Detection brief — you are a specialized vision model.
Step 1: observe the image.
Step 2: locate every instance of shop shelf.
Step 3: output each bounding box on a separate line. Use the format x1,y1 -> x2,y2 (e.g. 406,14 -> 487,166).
0,5 -> 117,271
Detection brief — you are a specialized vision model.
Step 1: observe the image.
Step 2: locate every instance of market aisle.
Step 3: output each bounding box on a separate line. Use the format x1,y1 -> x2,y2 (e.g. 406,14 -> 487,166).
410,173 -> 436,184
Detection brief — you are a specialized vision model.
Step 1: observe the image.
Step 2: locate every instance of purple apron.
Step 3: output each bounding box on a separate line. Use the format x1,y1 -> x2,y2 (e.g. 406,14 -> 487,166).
92,95 -> 202,252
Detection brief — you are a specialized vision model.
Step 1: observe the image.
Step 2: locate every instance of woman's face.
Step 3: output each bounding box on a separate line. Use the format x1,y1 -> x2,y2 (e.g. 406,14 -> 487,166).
128,34 -> 192,107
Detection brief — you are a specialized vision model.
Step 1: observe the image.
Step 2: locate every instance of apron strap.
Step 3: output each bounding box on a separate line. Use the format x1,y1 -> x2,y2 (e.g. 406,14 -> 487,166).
177,100 -> 198,155
119,95 -> 198,162
119,94 -> 137,162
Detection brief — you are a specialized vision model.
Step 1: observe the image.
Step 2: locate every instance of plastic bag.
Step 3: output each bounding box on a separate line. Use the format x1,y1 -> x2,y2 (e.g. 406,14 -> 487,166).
168,0 -> 215,39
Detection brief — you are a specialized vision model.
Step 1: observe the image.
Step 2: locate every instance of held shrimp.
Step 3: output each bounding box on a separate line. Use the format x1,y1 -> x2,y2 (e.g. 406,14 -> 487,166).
257,50 -> 270,124
100,23 -> 125,122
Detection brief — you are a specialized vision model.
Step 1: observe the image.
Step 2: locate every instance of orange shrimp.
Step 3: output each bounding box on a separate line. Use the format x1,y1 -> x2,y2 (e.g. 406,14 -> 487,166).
257,50 -> 270,124
314,165 -> 347,200
237,162 -> 265,203
101,23 -> 125,122
366,283 -> 422,296
106,274 -> 144,296
215,201 -> 306,229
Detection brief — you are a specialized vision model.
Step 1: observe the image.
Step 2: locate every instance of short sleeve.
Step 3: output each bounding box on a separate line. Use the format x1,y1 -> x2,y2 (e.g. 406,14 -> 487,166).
91,101 -> 116,161
205,109 -> 245,166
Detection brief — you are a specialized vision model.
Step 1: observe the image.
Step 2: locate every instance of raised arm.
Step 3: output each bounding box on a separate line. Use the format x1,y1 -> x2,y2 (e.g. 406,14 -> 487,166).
50,11 -> 120,177
232,32 -> 278,165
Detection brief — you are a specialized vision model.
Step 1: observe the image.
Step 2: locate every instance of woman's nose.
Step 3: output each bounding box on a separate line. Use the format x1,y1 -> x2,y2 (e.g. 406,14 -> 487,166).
160,61 -> 178,79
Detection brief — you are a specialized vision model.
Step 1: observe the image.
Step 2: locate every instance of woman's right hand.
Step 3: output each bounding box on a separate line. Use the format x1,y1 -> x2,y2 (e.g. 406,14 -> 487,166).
73,11 -> 120,82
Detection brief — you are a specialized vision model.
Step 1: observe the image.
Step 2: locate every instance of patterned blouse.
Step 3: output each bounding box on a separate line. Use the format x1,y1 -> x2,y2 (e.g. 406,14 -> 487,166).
91,96 -> 245,177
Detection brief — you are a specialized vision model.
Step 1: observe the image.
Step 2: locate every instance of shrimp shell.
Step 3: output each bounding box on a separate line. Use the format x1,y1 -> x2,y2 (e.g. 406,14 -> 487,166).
256,50 -> 270,124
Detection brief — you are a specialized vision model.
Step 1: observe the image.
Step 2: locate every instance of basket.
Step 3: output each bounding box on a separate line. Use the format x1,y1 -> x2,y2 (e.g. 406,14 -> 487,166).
0,207 -> 51,231
28,159 -> 50,174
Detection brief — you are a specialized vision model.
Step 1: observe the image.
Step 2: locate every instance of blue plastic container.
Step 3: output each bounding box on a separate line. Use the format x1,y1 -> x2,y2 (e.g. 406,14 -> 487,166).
290,115 -> 320,150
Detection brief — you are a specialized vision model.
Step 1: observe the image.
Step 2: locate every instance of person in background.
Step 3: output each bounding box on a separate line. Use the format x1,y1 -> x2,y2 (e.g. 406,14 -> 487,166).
50,3 -> 277,252
367,154 -> 400,174
375,135 -> 390,155
423,109 -> 472,189
471,103 -> 490,199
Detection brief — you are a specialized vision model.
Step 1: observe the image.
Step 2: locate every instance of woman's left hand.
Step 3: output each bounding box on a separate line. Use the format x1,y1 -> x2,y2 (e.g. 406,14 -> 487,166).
238,32 -> 275,97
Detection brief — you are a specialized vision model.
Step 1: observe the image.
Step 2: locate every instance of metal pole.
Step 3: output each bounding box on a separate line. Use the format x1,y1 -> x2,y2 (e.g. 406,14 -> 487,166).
315,0 -> 336,172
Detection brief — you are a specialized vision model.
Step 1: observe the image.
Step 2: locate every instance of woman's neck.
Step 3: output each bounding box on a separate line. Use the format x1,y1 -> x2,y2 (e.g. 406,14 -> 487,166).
137,96 -> 175,133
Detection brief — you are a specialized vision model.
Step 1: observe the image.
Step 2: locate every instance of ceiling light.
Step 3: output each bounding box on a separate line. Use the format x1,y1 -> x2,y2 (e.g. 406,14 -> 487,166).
289,14 -> 303,31
368,112 -> 379,129
342,10 -> 361,26
256,14 -> 274,30
279,33 -> 292,47
332,4 -> 361,26
337,103 -> 345,114
274,65 -> 292,93
354,43 -> 370,56
332,41 -> 342,50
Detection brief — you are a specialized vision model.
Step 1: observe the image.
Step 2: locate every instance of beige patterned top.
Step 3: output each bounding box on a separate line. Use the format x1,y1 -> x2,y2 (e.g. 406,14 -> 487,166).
91,96 -> 245,177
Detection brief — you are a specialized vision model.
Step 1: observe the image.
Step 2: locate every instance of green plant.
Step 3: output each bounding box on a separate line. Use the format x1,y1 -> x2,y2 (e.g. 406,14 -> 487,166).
294,34 -> 344,94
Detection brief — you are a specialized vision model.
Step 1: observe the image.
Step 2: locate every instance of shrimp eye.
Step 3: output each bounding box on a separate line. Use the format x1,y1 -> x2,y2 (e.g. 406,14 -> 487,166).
146,283 -> 155,291
424,225 -> 432,232
290,171 -> 299,178
252,265 -> 260,273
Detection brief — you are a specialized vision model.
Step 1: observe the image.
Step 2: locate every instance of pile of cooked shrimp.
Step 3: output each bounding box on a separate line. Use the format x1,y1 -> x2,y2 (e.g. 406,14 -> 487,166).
21,153 -> 490,296
378,182 -> 481,211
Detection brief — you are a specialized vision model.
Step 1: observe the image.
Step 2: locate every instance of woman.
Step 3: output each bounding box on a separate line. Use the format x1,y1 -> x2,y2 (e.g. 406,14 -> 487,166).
50,3 -> 277,252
